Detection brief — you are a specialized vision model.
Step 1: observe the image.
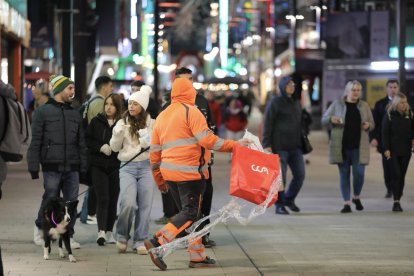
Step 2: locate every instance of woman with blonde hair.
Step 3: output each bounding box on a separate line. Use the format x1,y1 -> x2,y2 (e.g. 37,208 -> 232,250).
382,92 -> 414,212
110,85 -> 155,254
322,80 -> 374,213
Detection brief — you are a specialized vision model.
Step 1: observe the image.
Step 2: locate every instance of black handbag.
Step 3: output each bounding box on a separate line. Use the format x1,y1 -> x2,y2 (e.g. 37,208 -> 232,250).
301,133 -> 313,154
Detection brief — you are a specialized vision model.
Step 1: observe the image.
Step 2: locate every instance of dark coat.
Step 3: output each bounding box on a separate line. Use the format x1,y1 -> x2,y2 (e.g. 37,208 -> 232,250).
27,98 -> 88,175
382,110 -> 414,157
370,96 -> 391,153
262,83 -> 302,152
86,113 -> 120,169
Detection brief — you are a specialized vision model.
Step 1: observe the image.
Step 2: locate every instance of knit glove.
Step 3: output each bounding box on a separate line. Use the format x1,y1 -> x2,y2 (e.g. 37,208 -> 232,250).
138,128 -> 150,147
100,144 -> 112,156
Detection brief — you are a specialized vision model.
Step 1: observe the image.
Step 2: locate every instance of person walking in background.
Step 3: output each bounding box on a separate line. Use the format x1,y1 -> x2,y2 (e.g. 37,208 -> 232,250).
381,93 -> 414,212
80,76 -> 114,225
28,78 -> 50,120
86,94 -> 124,245
370,80 -> 399,198
206,91 -> 222,135
224,98 -> 248,141
322,80 -> 374,213
145,77 -> 251,271
262,77 -> 305,215
28,74 -> 87,248
110,85 -> 155,254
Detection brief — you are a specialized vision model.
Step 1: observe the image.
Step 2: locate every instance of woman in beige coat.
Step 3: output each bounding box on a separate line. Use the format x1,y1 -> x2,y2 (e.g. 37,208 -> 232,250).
322,80 -> 374,213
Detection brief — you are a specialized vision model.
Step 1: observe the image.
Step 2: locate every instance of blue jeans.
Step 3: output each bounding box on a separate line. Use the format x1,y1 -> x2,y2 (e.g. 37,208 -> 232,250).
337,148 -> 365,201
116,160 -> 155,249
276,148 -> 305,207
79,190 -> 89,223
35,171 -> 79,237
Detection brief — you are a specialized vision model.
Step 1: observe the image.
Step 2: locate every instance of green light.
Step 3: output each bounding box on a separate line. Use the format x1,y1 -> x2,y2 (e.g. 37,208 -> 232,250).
389,46 -> 414,58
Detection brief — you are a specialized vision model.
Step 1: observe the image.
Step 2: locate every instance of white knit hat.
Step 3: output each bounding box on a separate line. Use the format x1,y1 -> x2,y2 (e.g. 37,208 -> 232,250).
128,85 -> 152,110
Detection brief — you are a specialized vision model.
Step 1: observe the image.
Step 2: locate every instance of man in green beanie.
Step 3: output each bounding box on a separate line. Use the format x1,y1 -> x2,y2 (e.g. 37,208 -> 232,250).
28,74 -> 88,249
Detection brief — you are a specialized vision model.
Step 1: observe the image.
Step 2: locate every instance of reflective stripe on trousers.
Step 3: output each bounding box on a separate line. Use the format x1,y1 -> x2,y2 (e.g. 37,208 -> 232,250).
188,238 -> 206,262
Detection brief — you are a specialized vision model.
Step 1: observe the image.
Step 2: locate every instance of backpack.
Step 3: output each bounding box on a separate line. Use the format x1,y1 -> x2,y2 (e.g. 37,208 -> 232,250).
0,95 -> 32,162
79,95 -> 100,130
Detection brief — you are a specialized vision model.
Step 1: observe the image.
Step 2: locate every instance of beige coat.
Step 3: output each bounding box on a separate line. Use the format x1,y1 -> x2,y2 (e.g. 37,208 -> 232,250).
321,97 -> 374,164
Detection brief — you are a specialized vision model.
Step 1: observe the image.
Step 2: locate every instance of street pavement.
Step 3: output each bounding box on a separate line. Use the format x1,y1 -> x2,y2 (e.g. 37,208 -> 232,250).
1,107 -> 414,275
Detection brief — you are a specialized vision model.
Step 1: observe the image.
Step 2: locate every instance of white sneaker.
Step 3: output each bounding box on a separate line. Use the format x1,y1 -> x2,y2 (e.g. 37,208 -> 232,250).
106,231 -> 116,244
97,231 -> 106,246
70,238 -> 81,249
136,245 -> 147,255
33,225 -> 44,246
116,241 -> 127,253
86,215 -> 97,225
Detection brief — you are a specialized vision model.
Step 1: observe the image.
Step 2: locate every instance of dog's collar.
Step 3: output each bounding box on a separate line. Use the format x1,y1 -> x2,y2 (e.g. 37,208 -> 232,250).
51,212 -> 58,227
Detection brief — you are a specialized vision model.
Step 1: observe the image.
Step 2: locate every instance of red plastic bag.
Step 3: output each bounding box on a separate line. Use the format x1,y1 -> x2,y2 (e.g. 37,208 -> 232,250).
229,144 -> 280,207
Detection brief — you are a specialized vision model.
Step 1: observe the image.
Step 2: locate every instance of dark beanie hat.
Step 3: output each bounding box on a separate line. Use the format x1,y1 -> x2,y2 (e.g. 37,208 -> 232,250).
278,76 -> 293,93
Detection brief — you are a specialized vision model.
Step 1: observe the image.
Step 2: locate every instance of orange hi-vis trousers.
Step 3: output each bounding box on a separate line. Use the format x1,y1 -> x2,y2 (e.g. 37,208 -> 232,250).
154,180 -> 207,262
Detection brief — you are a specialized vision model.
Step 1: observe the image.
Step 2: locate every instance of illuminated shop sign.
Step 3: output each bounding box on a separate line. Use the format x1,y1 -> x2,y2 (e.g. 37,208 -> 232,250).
0,0 -> 27,40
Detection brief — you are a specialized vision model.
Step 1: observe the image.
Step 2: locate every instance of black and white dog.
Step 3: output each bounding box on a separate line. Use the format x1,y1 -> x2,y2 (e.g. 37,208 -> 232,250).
41,197 -> 78,262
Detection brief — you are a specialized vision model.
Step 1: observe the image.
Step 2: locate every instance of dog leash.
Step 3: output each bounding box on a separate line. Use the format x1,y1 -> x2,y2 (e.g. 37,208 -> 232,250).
67,146 -> 150,203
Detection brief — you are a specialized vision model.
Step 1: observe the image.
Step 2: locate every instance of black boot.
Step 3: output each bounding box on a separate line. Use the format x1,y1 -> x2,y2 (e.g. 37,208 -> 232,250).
392,202 -> 403,212
144,238 -> 167,271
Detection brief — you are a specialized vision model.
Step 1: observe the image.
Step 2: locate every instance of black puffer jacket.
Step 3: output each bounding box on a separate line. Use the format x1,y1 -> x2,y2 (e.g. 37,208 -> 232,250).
382,110 -> 414,157
86,113 -> 120,169
27,98 -> 88,174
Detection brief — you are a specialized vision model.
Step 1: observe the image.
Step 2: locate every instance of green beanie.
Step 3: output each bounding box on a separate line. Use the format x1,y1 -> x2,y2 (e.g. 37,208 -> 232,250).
49,74 -> 74,95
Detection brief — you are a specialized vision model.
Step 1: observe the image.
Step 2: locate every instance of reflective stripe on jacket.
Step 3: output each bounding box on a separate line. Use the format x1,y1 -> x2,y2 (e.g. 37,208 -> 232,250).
150,78 -> 235,186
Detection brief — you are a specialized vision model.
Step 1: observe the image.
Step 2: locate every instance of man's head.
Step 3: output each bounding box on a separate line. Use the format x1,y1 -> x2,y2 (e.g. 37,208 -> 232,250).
131,80 -> 146,93
175,67 -> 193,81
278,77 -> 295,97
33,79 -> 49,100
49,74 -> 75,103
386,80 -> 399,98
95,76 -> 113,96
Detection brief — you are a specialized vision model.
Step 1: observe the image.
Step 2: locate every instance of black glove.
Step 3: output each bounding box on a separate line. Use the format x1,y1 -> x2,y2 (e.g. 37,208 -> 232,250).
30,171 -> 39,179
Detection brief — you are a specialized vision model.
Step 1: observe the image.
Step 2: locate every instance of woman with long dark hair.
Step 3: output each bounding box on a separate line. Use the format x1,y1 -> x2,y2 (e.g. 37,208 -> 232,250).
86,93 -> 124,245
110,85 -> 155,254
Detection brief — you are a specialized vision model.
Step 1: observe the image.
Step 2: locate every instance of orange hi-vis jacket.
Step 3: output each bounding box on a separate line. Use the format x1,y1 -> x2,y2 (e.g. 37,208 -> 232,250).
150,78 -> 236,186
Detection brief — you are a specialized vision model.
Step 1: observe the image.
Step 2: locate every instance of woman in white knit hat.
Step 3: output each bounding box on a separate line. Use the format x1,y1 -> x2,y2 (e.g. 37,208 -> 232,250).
110,85 -> 155,254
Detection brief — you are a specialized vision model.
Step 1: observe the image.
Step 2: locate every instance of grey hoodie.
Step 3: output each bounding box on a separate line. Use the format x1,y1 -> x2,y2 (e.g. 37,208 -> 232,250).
0,81 -> 17,145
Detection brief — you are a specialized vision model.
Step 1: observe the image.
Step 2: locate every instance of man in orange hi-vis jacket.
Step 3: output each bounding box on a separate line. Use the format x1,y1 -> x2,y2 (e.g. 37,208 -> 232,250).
145,77 -> 251,270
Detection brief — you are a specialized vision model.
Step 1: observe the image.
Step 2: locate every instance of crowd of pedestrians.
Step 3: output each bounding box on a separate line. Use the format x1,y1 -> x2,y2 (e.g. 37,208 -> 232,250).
1,69 -> 413,271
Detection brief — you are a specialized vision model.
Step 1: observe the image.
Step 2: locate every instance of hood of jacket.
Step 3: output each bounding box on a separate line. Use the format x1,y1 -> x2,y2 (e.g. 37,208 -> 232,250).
0,81 -> 17,100
171,78 -> 196,105
278,76 -> 292,98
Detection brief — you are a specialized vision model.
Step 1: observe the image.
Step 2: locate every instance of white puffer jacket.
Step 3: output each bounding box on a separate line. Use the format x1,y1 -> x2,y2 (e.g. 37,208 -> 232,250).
110,114 -> 155,162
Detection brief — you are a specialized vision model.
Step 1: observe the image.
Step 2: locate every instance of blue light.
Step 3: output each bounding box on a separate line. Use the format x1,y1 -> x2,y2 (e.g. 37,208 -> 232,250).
389,46 -> 414,58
